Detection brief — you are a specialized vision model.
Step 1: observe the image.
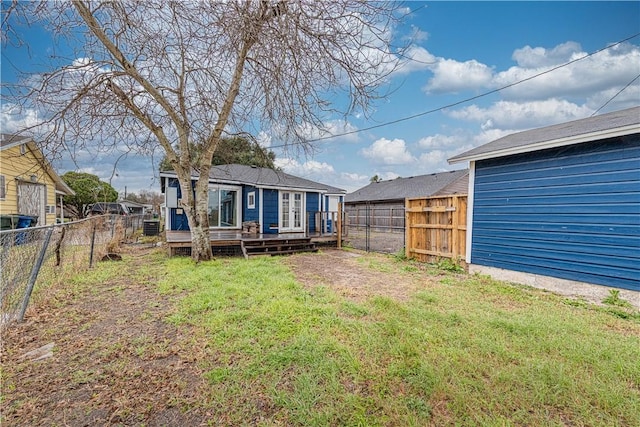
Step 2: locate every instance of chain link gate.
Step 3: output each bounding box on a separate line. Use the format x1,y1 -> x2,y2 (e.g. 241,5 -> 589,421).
342,202 -> 405,254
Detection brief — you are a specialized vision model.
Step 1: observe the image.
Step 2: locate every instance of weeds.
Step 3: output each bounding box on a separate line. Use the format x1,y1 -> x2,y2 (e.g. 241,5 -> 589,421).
158,252 -> 640,426
435,257 -> 465,273
602,289 -> 632,308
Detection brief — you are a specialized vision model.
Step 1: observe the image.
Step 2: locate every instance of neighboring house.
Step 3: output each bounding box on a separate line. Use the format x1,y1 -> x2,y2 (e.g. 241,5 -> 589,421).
120,199 -> 152,215
160,164 -> 345,234
342,170 -> 469,253
346,169 -> 469,207
448,106 -> 640,292
0,134 -> 75,225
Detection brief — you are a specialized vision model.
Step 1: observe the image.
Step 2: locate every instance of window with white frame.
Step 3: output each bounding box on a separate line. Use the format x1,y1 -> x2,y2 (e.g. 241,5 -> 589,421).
208,184 -> 241,228
248,191 -> 255,209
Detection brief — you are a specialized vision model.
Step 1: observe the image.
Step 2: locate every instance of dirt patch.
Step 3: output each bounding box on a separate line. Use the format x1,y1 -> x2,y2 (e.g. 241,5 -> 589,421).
285,248 -> 436,302
0,244 -> 211,426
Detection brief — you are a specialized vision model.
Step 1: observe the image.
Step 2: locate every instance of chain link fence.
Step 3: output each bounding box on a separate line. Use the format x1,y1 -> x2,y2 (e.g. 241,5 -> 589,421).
342,203 -> 406,254
1,215 -> 147,330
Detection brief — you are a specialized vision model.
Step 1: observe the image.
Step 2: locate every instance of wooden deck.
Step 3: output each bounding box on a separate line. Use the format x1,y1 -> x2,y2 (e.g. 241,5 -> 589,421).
165,230 -> 338,257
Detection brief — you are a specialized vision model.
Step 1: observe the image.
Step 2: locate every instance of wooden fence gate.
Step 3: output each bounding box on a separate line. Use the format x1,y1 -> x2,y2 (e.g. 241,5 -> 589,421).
405,195 -> 467,263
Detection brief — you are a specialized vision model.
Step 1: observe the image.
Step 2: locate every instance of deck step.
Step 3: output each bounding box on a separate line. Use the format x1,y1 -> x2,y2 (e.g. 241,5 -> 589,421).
241,238 -> 317,258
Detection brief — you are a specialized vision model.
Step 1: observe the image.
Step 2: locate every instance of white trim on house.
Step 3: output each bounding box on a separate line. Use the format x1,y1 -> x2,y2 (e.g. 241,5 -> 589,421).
449,124 -> 639,164
259,188 -> 264,234
255,184 -> 330,194
207,183 -> 242,229
465,161 -> 476,263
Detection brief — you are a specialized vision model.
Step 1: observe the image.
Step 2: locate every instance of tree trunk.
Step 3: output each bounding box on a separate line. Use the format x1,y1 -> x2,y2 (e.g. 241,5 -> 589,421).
191,175 -> 213,262
174,168 -> 213,262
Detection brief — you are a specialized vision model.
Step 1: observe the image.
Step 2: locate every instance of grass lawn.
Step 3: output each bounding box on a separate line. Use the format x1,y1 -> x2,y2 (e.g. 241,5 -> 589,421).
155,251 -> 640,426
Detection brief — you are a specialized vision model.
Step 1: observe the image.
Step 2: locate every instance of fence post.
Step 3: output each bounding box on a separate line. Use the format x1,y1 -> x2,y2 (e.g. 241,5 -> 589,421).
55,226 -> 66,266
337,202 -> 342,248
18,227 -> 54,322
89,223 -> 97,268
451,195 -> 459,260
406,198 -> 412,259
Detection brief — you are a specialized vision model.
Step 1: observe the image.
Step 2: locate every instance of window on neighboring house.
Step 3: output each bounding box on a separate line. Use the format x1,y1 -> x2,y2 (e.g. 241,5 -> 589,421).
248,191 -> 255,209
0,175 -> 5,199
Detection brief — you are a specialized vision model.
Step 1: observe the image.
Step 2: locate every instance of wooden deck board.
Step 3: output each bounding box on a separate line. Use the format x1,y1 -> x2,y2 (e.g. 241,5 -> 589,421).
165,230 -> 337,256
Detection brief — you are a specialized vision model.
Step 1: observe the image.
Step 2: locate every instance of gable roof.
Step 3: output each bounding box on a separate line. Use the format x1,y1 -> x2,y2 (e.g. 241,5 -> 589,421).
0,133 -> 31,150
448,106 -> 640,164
0,133 -> 75,196
162,164 -> 346,194
345,169 -> 468,203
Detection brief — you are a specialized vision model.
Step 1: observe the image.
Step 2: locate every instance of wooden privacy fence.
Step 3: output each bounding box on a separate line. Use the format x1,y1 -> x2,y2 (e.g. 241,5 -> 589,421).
405,195 -> 467,263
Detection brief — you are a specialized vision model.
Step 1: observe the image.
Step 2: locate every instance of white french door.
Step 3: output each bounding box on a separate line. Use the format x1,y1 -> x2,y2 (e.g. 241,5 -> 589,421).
279,191 -> 304,232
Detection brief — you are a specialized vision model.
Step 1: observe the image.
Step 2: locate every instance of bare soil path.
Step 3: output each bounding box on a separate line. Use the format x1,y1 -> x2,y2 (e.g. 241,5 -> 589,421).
285,248 -> 435,302
1,244 -> 210,426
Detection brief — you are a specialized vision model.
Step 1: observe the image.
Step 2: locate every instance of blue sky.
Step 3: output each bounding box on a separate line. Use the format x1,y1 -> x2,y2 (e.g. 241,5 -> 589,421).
2,1 -> 640,194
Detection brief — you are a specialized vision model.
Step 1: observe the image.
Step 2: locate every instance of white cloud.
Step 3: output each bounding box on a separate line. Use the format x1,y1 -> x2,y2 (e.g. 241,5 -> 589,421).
405,25 -> 429,43
288,119 -> 360,144
418,40 -> 640,106
339,172 -> 371,192
418,150 -> 450,169
375,171 -> 400,181
417,133 -> 464,150
448,99 -> 593,129
496,41 -> 640,101
586,84 -> 640,111
360,137 -> 416,165
423,58 -> 494,93
512,41 -> 582,68
415,132 -> 476,171
275,157 -> 373,192
393,45 -> 436,75
256,131 -> 272,148
275,158 -> 335,179
0,104 -> 45,134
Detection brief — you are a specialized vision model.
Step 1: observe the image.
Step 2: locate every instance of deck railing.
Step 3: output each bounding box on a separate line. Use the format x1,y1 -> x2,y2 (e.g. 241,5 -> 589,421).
307,211 -> 340,237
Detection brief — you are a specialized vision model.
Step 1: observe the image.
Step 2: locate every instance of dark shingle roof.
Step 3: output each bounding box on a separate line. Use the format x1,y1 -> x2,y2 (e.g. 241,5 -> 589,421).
167,164 -> 345,193
449,106 -> 640,163
345,169 -> 468,203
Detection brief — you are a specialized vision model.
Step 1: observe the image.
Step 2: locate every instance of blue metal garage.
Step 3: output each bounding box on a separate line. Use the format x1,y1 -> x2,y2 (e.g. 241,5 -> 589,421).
449,107 -> 640,291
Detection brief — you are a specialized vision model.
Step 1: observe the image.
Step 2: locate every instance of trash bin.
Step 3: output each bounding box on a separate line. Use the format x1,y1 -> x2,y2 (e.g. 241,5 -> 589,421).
143,220 -> 160,236
15,215 -> 37,244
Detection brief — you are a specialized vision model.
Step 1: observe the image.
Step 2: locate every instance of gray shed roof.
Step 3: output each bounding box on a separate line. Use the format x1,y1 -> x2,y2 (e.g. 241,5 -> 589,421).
345,169 -> 468,203
163,164 -> 345,194
449,106 -> 640,164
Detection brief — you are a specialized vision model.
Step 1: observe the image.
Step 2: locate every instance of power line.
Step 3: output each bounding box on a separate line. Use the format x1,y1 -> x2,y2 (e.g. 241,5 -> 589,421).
590,73 -> 640,117
268,31 -> 640,150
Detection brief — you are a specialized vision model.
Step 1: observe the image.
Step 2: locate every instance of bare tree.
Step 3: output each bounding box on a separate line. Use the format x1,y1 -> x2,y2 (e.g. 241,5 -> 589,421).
3,1 -> 405,261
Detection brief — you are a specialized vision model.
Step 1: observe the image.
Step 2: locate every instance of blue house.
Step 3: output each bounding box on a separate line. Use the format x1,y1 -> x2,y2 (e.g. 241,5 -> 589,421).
160,164 -> 345,235
449,106 -> 640,292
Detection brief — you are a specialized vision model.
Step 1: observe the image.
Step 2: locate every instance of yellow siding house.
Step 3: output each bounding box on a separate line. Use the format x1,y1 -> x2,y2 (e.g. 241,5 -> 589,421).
0,133 -> 75,226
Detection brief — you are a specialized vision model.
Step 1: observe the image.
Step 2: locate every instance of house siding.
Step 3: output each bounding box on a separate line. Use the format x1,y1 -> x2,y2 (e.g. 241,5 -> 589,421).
262,189 -> 279,234
167,178 -> 190,231
243,185 -> 259,223
307,192 -> 319,232
471,136 -> 640,291
0,144 -> 58,225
